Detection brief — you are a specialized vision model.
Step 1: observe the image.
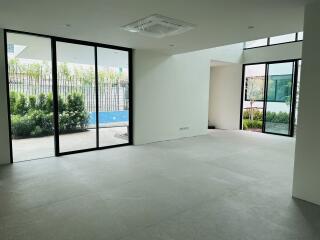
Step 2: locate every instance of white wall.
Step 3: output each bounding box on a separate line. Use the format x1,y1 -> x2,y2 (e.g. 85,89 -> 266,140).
0,29 -> 12,164
292,2 -> 320,206
133,50 -> 211,144
133,43 -> 244,145
243,41 -> 302,64
208,64 -> 242,129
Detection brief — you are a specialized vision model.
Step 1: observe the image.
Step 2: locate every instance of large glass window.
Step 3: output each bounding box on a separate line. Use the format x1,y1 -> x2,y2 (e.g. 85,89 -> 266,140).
7,33 -> 54,162
241,60 -> 299,136
264,62 -> 294,135
5,30 -> 132,162
244,32 -> 303,49
269,33 -> 296,45
244,38 -> 268,49
56,42 -> 97,153
242,64 -> 266,132
97,48 -> 130,147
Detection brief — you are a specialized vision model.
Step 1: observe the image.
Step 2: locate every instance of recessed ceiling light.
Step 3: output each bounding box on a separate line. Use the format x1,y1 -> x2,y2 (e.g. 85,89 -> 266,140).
248,26 -> 255,29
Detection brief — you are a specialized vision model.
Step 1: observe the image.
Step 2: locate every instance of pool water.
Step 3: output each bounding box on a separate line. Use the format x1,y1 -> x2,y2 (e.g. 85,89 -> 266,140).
89,111 -> 129,125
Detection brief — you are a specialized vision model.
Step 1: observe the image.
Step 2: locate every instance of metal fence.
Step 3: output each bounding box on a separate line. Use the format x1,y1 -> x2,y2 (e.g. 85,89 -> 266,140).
8,68 -> 129,112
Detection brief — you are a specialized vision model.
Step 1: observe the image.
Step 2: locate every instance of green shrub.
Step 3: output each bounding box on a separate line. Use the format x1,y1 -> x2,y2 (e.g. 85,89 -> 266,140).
243,109 -> 263,121
10,91 -> 18,114
243,120 -> 249,130
15,93 -> 29,115
66,92 -> 85,112
29,95 -> 37,109
28,110 -> 54,134
46,93 -> 53,113
243,119 -> 263,130
11,114 -> 35,138
58,95 -> 66,113
59,93 -> 89,133
37,93 -> 47,111
10,91 -> 89,138
266,111 -> 289,124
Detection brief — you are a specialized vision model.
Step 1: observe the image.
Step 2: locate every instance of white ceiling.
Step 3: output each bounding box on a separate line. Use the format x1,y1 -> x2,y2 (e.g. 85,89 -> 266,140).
7,32 -> 129,67
0,0 -> 312,54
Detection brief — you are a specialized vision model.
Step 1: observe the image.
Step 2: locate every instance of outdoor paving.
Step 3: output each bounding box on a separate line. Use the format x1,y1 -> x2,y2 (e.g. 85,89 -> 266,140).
12,127 -> 128,162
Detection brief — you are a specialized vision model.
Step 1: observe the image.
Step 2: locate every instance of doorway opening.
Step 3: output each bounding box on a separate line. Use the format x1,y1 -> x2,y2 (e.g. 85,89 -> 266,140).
240,59 -> 301,137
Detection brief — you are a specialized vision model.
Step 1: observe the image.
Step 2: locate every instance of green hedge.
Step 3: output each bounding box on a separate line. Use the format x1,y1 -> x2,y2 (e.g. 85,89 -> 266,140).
243,109 -> 289,124
10,92 -> 89,139
243,119 -> 263,130
243,109 -> 263,121
265,111 -> 289,124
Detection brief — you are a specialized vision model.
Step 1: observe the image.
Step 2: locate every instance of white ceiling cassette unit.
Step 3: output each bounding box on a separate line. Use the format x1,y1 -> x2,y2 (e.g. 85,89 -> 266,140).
122,14 -> 195,38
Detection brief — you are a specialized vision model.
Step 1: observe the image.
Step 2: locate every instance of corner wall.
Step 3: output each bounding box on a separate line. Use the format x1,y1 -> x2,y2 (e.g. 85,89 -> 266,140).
208,64 -> 242,129
0,29 -> 12,165
133,50 -> 211,145
292,2 -> 320,205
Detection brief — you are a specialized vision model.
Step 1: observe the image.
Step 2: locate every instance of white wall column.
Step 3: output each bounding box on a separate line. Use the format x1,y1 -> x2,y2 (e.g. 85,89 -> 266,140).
0,29 -> 12,165
292,2 -> 320,205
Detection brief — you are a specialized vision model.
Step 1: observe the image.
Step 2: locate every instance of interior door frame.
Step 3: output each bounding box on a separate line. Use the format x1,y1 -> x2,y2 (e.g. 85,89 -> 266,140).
240,59 -> 300,137
4,29 -> 133,163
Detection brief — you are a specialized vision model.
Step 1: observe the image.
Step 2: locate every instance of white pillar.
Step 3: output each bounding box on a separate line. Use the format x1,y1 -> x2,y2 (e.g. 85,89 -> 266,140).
0,29 -> 12,165
292,2 -> 320,205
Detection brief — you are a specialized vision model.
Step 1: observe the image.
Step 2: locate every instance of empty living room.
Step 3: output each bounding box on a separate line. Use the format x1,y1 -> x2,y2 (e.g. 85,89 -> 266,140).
0,0 -> 320,239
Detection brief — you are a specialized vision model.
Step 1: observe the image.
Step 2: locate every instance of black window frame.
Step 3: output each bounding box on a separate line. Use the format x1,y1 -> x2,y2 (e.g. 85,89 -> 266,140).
243,32 -> 303,50
4,29 -> 133,163
239,59 -> 301,137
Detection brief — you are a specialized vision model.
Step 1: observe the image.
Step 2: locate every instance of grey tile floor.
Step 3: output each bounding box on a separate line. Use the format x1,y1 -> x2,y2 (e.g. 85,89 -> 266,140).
0,130 -> 320,240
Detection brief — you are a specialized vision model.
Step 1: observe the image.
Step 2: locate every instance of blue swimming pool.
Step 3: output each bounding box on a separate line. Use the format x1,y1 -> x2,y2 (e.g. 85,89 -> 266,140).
89,111 -> 129,125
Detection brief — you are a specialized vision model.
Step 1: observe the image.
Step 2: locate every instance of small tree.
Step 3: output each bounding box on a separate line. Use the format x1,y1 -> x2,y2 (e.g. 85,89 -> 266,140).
246,77 -> 264,121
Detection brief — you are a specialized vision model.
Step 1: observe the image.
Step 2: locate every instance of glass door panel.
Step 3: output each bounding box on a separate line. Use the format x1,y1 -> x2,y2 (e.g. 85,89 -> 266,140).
97,48 -> 129,147
7,32 -> 54,162
264,62 -> 295,135
56,42 -> 97,153
242,64 -> 266,132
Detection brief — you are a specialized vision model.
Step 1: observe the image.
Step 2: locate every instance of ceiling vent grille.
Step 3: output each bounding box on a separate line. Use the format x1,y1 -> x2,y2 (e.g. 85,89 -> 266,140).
122,14 -> 194,38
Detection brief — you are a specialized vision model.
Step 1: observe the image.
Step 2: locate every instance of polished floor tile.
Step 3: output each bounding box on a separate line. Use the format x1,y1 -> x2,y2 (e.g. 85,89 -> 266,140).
0,130 -> 319,240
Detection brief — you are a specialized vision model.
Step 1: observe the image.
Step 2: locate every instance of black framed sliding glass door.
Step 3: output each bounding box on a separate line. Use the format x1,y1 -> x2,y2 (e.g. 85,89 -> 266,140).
55,41 -> 97,153
6,32 -> 54,162
263,62 -> 295,135
97,47 -> 130,147
241,59 -> 299,137
5,29 -> 133,162
53,39 -> 132,155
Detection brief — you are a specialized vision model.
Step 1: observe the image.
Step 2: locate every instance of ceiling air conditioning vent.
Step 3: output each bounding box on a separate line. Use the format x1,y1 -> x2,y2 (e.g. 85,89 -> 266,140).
122,14 -> 194,38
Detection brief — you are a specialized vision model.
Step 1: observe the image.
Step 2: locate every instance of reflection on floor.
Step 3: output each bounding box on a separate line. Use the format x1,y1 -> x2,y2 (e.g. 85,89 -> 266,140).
1,130 -> 320,240
12,127 -> 128,162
